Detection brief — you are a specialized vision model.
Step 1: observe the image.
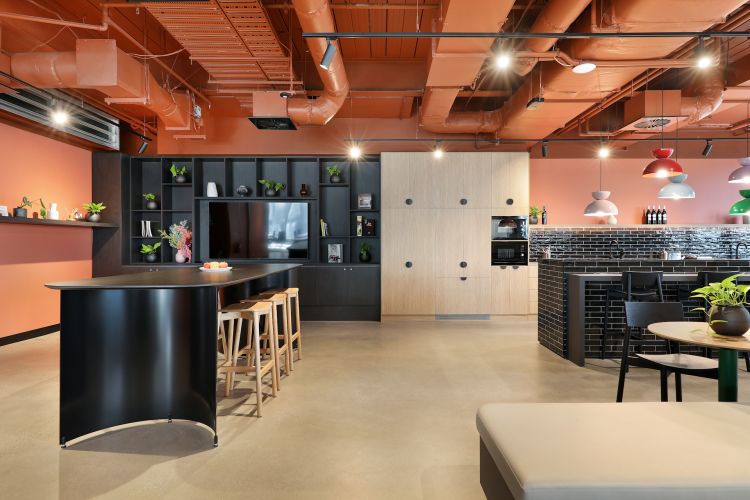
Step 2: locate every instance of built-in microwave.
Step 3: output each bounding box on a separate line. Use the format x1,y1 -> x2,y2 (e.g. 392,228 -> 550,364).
491,241 -> 528,266
491,215 -> 528,241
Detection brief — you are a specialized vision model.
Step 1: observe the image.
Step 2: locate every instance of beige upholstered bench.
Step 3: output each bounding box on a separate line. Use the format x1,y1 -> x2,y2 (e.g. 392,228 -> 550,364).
477,403 -> 750,500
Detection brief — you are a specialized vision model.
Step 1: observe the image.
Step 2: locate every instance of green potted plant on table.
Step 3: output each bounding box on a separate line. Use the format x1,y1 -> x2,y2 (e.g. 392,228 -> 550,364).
359,242 -> 372,263
170,164 -> 189,184
140,242 -> 161,263
82,202 -> 106,222
326,165 -> 343,183
691,274 -> 750,336
143,193 -> 159,210
13,196 -> 33,218
529,206 -> 541,225
258,179 -> 285,197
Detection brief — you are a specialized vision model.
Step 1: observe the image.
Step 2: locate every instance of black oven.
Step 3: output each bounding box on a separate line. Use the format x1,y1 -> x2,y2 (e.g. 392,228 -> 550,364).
491,216 -> 528,241
491,241 -> 528,266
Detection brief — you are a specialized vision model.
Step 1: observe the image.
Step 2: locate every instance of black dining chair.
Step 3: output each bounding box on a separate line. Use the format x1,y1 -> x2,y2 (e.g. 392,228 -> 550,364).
617,302 -> 718,403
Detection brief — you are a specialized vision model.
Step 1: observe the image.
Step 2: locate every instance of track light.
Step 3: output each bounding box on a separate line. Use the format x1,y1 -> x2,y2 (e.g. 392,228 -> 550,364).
494,52 -> 512,70
51,110 -> 69,126
320,38 -> 337,70
526,96 -> 544,110
348,144 -> 362,160
702,139 -> 713,157
695,37 -> 714,69
138,140 -> 149,154
541,141 -> 549,158
572,62 -> 597,74
432,143 -> 444,159
598,146 -> 610,159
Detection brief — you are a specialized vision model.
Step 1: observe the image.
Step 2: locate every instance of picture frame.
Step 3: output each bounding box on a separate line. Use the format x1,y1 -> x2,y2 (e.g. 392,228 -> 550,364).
0,205 -> 7,217
327,243 -> 343,264
357,193 -> 373,209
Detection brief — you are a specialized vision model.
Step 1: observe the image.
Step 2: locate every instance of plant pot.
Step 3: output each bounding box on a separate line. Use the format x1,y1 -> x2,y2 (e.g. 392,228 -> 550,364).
87,213 -> 101,222
13,208 -> 27,218
529,215 -> 539,224
145,200 -> 159,210
145,253 -> 158,263
709,305 -> 750,336
175,174 -> 188,184
330,174 -> 342,184
265,188 -> 278,197
359,252 -> 372,263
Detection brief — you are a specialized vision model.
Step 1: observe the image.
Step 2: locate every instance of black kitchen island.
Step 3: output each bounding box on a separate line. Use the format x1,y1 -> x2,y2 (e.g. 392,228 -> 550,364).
46,264 -> 300,447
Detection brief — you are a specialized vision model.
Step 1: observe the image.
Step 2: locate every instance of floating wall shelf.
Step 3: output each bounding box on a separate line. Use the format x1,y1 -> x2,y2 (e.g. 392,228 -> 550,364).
0,216 -> 118,229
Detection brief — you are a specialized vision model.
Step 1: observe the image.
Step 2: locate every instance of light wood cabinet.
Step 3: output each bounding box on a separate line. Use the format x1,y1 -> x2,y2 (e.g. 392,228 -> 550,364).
381,208 -> 436,315
436,209 -> 491,278
382,152 -> 438,209
491,152 -> 530,215
435,153 -> 492,209
528,262 -> 539,315
491,265 -> 529,315
436,277 -> 491,315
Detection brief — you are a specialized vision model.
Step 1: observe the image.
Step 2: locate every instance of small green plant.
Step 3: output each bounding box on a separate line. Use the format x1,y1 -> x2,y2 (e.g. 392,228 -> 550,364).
691,274 -> 749,325
82,202 -> 106,214
170,164 -> 187,177
16,196 -> 33,210
529,206 -> 541,217
143,193 -> 157,201
258,179 -> 285,192
38,198 -> 47,219
359,242 -> 371,256
326,165 -> 342,176
140,242 -> 161,255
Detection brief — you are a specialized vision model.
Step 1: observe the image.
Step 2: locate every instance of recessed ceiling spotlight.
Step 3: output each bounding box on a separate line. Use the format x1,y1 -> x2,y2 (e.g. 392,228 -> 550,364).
494,52 -> 512,70
51,110 -> 69,126
433,143 -> 444,159
572,62 -> 597,74
598,146 -> 610,159
348,144 -> 362,160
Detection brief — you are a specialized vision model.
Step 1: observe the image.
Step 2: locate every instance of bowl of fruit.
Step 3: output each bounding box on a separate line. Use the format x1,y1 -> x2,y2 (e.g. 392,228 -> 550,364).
200,261 -> 232,272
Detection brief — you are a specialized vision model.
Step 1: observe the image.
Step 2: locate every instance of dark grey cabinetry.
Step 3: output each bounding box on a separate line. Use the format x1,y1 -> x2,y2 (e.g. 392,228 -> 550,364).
297,265 -> 380,320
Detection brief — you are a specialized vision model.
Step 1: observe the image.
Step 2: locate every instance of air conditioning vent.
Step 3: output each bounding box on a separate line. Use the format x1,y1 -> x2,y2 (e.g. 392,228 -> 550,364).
248,116 -> 297,130
633,118 -> 671,129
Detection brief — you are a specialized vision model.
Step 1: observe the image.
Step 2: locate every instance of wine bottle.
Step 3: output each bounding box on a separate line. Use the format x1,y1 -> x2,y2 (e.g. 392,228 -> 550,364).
542,206 -> 547,225
663,205 -> 668,225
646,206 -> 652,225
658,206 -> 665,224
654,206 -> 661,224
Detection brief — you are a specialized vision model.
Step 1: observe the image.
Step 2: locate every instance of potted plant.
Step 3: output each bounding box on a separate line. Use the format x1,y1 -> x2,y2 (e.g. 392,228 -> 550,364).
143,193 -> 159,210
529,206 -> 541,225
140,242 -> 161,263
82,202 -> 106,222
258,179 -> 285,197
359,242 -> 372,263
159,220 -> 192,264
327,165 -> 343,183
691,274 -> 750,336
170,164 -> 188,183
13,196 -> 33,218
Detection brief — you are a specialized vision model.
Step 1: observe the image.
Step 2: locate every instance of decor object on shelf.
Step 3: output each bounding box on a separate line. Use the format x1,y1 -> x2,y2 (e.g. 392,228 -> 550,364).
363,218 -> 376,236
729,190 -> 750,216
327,243 -> 343,263
584,157 -> 618,217
542,206 -> 547,225
140,220 -> 155,238
529,206 -> 540,224
140,242 -> 161,263
642,148 -> 684,178
728,157 -> 750,184
356,215 -> 363,236
170,164 -> 188,183
48,202 -> 59,220
206,182 -> 219,198
320,218 -> 329,237
357,193 -> 372,209
326,165 -> 343,183
658,173 -> 695,199
143,193 -> 159,210
13,196 -> 33,218
159,220 -> 192,264
691,274 -> 750,337
82,202 -> 106,222
236,185 -> 250,197
0,205 -> 7,217
68,208 -> 84,221
359,242 -> 372,263
258,179 -> 285,197
299,184 -> 310,197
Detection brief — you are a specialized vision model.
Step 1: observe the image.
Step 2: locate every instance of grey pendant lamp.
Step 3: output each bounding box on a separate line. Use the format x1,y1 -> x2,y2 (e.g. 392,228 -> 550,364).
729,103 -> 750,184
658,173 -> 696,199
584,156 -> 618,217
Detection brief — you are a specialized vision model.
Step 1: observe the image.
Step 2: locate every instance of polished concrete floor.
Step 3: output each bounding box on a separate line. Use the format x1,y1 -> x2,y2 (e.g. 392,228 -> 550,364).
2,318 -> 748,499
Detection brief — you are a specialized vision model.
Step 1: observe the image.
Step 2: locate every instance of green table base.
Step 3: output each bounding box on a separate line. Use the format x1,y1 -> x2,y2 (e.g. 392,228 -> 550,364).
718,349 -> 739,402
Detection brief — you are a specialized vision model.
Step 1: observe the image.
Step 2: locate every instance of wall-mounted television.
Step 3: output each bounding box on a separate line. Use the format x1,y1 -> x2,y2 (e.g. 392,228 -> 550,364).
208,201 -> 309,260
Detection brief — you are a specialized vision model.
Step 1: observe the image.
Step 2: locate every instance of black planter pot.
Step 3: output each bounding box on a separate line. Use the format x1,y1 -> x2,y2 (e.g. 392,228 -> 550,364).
145,200 -> 159,210
87,213 -> 101,222
709,305 -> 750,336
13,208 -> 27,218
330,174 -> 342,184
359,252 -> 372,263
175,174 -> 188,184
265,188 -> 278,197
144,253 -> 159,263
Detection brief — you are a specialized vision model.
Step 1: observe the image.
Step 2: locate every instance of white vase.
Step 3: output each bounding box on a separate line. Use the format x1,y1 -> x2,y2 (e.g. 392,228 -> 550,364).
48,202 -> 59,220
175,251 -> 187,264
206,182 -> 219,198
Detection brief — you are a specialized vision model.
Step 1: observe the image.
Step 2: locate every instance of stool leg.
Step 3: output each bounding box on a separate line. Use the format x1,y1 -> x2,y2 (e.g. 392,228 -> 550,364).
601,294 -> 610,359
270,308 -> 281,391
253,317 -> 263,417
225,318 -> 236,397
675,372 -> 683,402
294,294 -> 302,361
281,299 -> 292,374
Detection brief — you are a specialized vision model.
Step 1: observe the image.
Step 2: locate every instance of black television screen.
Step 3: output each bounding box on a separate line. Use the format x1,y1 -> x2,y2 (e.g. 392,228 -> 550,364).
208,201 -> 309,259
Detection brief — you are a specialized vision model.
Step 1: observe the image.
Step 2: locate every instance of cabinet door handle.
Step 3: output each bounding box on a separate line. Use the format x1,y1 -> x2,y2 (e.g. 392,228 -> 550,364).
405,261 -> 413,268
405,198 -> 413,206
506,198 -> 514,206
513,265 -> 519,270
460,277 -> 467,281
460,198 -> 468,206
460,261 -> 468,268
501,265 -> 507,269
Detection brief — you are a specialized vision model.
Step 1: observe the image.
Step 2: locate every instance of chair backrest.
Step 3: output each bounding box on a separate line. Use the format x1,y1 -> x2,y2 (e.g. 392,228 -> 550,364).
624,302 -> 684,329
699,271 -> 739,286
623,271 -> 663,290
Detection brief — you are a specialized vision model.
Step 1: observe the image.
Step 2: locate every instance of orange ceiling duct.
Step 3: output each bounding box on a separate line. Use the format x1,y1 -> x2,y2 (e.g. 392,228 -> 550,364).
497,0 -> 747,139
680,67 -> 725,124
418,0 -> 514,133
286,0 -> 349,126
9,39 -> 192,130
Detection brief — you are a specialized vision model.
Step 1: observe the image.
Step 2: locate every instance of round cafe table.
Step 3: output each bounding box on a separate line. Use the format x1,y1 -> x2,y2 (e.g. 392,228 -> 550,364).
648,322 -> 750,402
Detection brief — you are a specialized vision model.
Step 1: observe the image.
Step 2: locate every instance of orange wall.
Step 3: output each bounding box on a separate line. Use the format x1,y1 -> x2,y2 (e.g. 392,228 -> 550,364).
530,158 -> 744,225
0,122 -> 92,338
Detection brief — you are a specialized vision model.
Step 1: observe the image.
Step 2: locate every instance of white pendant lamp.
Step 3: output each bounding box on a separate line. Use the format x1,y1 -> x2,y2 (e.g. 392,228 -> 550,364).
658,173 -> 695,199
728,158 -> 750,184
584,157 -> 618,217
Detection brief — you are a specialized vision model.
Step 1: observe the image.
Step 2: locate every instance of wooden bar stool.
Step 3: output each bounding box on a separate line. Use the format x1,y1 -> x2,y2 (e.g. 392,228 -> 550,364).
243,293 -> 290,381
216,307 -> 243,397
221,301 -> 278,417
258,287 -> 302,367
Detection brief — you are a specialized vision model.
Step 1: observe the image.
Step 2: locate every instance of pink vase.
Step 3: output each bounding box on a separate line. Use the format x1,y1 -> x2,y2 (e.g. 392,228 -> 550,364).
175,250 -> 187,264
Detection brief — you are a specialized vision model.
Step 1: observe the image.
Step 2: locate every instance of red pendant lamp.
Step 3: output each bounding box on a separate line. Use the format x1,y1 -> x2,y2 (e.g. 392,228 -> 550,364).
642,148 -> 684,178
